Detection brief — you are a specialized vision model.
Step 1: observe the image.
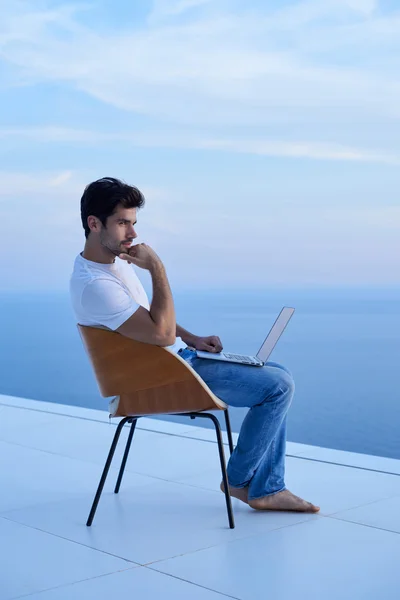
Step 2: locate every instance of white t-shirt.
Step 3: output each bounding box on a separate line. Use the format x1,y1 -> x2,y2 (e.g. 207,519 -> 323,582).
69,253 -> 186,354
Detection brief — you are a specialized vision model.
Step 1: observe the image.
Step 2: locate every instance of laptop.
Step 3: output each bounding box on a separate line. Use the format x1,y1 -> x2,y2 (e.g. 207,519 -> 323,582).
196,306 -> 295,366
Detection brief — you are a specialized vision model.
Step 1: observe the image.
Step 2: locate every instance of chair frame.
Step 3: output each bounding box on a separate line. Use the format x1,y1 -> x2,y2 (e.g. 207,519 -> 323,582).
86,409 -> 236,529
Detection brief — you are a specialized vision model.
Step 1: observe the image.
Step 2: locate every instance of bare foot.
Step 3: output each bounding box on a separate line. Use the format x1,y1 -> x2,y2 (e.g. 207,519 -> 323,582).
220,481 -> 249,505
249,489 -> 320,513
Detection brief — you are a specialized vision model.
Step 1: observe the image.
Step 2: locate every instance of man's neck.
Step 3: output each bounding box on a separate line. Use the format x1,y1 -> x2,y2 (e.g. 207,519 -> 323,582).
82,242 -> 115,265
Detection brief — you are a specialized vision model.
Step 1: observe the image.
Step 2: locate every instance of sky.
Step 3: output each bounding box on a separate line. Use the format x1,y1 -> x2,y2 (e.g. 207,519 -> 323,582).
1,0 -> 399,291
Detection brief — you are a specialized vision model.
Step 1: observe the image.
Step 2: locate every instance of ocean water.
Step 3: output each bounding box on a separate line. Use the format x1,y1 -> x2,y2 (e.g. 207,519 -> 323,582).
0,287 -> 399,459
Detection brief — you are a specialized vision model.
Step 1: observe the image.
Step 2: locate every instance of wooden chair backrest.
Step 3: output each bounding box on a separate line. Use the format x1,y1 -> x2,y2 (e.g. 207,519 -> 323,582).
77,325 -> 226,416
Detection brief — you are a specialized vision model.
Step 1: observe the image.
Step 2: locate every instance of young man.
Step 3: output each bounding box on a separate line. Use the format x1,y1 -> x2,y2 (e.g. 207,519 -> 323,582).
70,177 -> 319,513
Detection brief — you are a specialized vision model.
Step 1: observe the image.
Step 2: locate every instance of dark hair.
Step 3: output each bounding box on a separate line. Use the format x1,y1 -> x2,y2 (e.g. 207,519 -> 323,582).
80,177 -> 145,238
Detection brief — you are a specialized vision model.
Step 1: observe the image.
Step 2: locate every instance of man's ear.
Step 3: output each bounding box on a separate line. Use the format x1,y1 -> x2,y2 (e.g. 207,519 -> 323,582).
87,215 -> 101,233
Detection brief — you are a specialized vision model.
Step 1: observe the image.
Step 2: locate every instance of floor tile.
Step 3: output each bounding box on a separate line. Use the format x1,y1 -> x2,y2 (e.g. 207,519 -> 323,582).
4,480 -> 314,565
283,457 -> 400,514
21,566 -> 228,600
153,517 -> 400,600
177,455 -> 400,514
119,432 -> 231,481
0,404 -> 59,441
0,406 -> 155,466
331,495 -> 400,533
0,440 -> 155,514
0,517 -> 132,600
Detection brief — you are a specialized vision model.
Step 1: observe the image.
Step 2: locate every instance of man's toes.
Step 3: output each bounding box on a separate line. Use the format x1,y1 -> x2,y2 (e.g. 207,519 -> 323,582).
301,498 -> 319,512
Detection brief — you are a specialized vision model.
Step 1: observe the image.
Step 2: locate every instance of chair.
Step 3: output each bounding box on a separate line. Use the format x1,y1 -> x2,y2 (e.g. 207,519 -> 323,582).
77,325 -> 236,529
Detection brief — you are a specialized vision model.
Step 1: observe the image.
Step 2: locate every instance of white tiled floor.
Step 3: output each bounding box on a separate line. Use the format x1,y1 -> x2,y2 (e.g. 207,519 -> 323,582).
22,567 -> 227,600
176,456 -> 400,515
152,517 -> 400,600
331,495 -> 400,534
1,395 -> 400,600
0,517 -> 132,599
0,440 -> 155,514
4,480 -> 315,565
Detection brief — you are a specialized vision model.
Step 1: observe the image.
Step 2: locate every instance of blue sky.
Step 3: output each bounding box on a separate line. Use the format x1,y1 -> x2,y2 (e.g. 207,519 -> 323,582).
1,0 -> 399,291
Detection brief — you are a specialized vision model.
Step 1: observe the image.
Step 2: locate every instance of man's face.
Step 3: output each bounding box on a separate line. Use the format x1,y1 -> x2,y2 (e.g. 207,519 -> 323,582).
98,206 -> 138,257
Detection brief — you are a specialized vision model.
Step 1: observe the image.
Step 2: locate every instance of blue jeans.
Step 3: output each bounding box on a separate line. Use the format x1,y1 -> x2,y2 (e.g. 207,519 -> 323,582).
179,348 -> 295,501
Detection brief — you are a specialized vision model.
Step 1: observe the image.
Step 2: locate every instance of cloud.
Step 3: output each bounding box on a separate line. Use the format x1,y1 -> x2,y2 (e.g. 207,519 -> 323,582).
270,0 -> 378,26
194,138 -> 400,165
1,126 -> 400,165
150,0 -> 214,19
1,2 -> 399,288
341,0 -> 377,15
1,0 -> 400,156
0,169 -> 80,197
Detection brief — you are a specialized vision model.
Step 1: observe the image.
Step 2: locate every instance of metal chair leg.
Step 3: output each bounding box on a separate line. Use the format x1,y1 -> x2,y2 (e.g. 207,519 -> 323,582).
86,416 -> 131,527
183,412 -> 235,529
114,418 -> 138,494
224,409 -> 234,455
88,412 -> 235,529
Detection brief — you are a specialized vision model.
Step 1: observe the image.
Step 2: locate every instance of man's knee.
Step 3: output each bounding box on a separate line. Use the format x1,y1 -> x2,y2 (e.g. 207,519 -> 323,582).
273,370 -> 295,396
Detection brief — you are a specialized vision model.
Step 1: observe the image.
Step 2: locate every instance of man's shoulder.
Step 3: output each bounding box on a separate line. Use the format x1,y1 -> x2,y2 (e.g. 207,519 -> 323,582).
71,254 -> 115,280
70,256 -> 120,298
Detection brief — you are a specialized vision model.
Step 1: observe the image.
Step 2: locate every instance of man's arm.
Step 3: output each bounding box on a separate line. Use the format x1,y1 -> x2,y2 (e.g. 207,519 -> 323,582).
118,243 -> 220,351
176,324 -> 197,347
117,244 -> 176,346
176,323 -> 223,353
148,260 -> 176,342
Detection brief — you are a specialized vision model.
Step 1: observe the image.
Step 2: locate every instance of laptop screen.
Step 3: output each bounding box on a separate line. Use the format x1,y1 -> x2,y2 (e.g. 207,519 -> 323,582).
256,307 -> 295,363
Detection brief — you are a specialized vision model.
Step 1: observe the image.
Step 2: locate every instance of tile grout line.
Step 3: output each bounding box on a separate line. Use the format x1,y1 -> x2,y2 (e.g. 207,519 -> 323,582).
147,514 -> 320,569
143,566 -> 242,600
326,491 -> 400,517
0,514 -> 140,565
283,454 -> 400,478
13,565 -> 239,600
11,566 -> 140,600
326,514 -> 400,536
0,400 -> 195,436
0,436 -> 226,492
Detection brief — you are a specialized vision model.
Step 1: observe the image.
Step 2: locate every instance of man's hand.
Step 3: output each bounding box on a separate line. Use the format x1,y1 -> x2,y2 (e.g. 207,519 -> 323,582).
191,335 -> 223,353
119,243 -> 162,271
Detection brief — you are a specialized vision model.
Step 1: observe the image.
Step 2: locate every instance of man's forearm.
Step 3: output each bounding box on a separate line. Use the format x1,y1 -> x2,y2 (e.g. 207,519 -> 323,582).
149,261 -> 176,341
176,324 -> 197,346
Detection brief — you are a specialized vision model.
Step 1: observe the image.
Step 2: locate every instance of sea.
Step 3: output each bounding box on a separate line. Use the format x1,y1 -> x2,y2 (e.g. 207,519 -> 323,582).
1,286 -> 399,459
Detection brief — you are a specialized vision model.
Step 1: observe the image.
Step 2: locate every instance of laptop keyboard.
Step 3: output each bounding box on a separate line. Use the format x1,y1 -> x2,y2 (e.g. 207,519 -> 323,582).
224,353 -> 261,365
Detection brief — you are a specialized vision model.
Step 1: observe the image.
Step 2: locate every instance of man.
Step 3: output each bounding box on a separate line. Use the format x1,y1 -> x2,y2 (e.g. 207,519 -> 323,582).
70,177 -> 319,513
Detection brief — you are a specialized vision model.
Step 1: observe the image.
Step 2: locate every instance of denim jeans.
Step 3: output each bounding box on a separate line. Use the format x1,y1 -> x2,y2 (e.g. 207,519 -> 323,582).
179,348 -> 295,501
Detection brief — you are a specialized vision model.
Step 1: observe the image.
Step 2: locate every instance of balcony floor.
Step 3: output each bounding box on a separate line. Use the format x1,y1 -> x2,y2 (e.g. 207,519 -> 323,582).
1,395 -> 399,600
